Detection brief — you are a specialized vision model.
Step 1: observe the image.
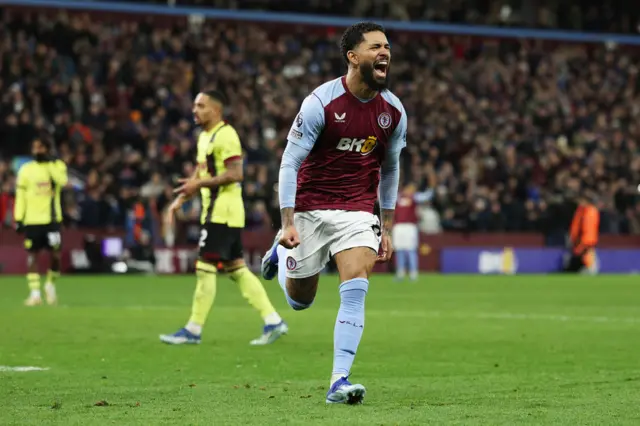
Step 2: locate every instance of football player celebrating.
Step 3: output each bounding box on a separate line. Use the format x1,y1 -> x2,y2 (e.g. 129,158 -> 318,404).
262,22 -> 407,404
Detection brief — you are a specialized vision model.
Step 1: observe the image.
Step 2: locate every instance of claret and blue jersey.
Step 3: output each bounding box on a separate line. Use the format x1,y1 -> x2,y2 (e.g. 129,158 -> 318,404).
279,76 -> 407,213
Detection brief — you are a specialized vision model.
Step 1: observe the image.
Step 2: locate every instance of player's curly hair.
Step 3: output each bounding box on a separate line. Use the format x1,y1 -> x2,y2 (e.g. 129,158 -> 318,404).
340,22 -> 386,66
35,135 -> 52,152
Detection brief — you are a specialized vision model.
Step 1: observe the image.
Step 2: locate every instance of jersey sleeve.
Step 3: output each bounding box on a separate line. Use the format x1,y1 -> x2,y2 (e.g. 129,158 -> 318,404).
286,94 -> 325,150
279,94 -> 326,209
49,159 -> 68,187
379,104 -> 407,210
216,126 -> 243,165
14,165 -> 28,223
389,104 -> 407,154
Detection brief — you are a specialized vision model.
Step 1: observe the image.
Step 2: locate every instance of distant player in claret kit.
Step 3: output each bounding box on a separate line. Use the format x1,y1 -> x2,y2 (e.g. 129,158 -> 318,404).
14,138 -> 68,306
393,184 -> 433,281
160,90 -> 287,346
261,22 -> 407,404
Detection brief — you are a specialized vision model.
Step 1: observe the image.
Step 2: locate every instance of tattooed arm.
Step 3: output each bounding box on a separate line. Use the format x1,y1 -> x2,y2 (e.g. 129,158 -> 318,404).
377,153 -> 400,262
198,158 -> 243,188
380,208 -> 395,236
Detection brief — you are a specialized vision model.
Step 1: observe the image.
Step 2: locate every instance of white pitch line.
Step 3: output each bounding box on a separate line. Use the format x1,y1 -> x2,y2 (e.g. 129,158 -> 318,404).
0,366 -> 49,372
56,306 -> 640,324
383,310 -> 640,324
57,305 -> 179,310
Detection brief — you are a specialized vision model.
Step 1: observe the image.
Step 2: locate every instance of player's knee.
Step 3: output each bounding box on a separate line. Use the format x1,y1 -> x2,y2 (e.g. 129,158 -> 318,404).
51,253 -> 61,268
339,268 -> 369,281
196,259 -> 219,273
222,259 -> 245,273
334,249 -> 376,282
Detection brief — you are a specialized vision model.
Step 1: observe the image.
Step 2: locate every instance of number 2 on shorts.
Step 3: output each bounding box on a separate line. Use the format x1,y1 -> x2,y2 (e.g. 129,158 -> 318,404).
198,229 -> 208,247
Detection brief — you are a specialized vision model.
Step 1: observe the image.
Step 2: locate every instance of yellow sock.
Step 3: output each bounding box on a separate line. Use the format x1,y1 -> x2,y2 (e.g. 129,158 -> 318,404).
27,273 -> 41,292
229,267 -> 281,324
46,270 -> 60,285
187,261 -> 218,330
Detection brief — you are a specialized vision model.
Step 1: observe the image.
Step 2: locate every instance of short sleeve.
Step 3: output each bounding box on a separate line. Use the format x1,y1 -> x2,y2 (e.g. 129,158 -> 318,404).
389,104 -> 407,154
287,94 -> 325,150
218,126 -> 243,165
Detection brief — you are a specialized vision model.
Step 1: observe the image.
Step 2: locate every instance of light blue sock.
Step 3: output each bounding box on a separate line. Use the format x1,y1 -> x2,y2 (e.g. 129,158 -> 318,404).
332,278 -> 368,378
408,249 -> 419,279
277,245 -> 312,311
395,250 -> 407,278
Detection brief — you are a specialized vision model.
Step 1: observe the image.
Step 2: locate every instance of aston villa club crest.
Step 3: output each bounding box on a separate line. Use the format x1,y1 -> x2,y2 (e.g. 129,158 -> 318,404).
286,256 -> 297,270
378,112 -> 391,129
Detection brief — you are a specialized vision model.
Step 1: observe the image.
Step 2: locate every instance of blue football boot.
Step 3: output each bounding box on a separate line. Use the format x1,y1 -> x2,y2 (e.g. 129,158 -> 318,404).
261,229 -> 282,280
249,321 -> 288,345
326,376 -> 366,405
159,328 -> 201,345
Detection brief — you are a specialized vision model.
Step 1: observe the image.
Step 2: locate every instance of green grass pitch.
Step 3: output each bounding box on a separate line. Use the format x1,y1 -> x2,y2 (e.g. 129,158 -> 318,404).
1,274 -> 639,425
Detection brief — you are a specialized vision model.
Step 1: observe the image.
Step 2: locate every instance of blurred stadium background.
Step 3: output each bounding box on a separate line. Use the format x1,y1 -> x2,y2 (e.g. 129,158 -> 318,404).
2,2 -> 640,425
0,0 -> 639,274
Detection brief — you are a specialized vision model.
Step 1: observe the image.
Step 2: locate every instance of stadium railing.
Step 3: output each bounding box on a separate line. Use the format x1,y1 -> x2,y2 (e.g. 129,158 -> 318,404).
5,0 -> 640,46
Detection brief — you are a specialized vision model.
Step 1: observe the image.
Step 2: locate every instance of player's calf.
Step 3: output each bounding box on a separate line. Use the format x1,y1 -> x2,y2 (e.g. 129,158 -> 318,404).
224,259 -> 288,345
407,249 -> 419,281
272,244 -> 317,311
327,247 -> 376,395
24,252 -> 42,306
45,251 -> 61,305
160,260 -> 217,344
395,249 -> 407,280
285,275 -> 318,311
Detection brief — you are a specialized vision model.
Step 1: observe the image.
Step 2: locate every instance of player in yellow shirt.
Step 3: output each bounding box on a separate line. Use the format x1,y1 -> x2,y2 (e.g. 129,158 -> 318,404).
14,138 -> 68,306
160,90 -> 288,345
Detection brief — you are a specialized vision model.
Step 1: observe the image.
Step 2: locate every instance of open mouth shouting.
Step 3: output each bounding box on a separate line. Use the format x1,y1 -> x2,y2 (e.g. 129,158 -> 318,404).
373,59 -> 389,79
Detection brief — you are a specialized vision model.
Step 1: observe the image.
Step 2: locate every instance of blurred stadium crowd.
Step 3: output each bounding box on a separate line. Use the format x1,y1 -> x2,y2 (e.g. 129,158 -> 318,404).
0,6 -> 639,246
139,0 -> 640,35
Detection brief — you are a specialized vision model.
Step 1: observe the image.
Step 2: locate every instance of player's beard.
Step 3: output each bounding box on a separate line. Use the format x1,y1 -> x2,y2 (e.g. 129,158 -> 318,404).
360,61 -> 389,92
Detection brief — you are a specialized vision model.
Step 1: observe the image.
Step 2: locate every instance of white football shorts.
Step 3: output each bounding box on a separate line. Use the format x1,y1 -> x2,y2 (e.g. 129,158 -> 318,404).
285,210 -> 381,279
392,223 -> 419,251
